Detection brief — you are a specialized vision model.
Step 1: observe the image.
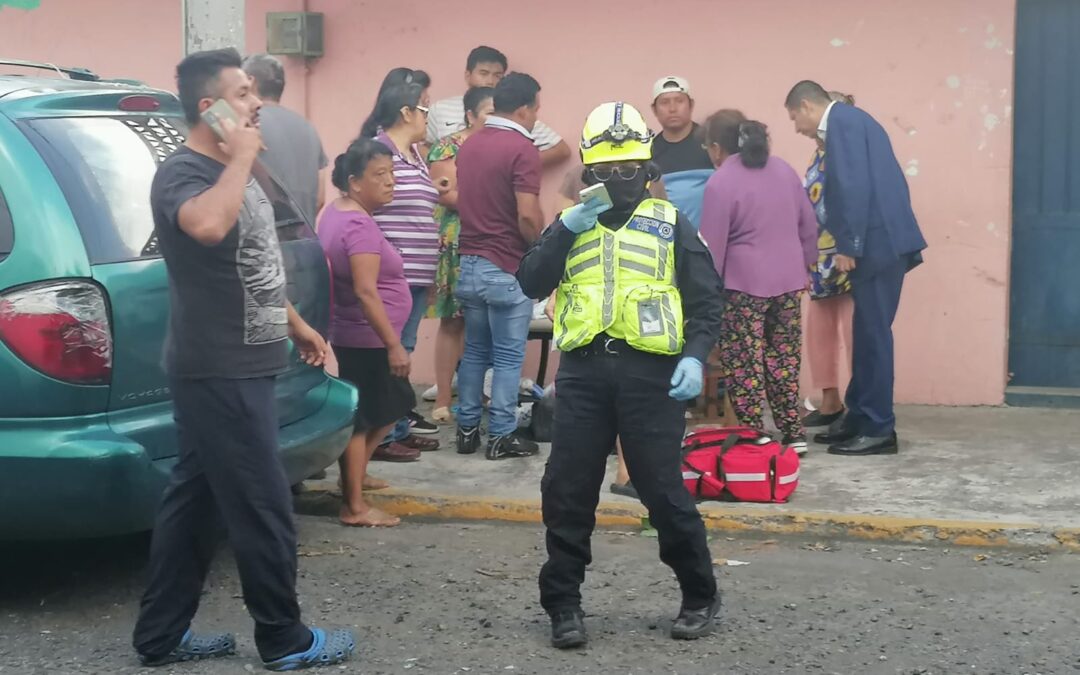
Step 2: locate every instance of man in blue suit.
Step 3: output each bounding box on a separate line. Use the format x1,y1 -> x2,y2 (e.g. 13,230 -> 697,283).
785,81 -> 926,456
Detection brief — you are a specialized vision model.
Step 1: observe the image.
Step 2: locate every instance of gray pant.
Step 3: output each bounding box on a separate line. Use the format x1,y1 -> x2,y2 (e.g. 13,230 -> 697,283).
132,376 -> 311,662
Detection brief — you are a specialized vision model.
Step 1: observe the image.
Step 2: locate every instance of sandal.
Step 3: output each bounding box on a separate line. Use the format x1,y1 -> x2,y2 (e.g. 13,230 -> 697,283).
263,627 -> 355,671
610,482 -> 640,499
139,629 -> 236,667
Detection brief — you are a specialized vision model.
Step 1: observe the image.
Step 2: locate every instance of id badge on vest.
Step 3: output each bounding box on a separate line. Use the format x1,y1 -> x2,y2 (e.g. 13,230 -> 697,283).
638,298 -> 664,337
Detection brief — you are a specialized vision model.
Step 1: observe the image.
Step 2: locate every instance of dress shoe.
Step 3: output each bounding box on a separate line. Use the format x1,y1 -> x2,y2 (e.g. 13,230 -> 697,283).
827,433 -> 898,456
813,416 -> 858,445
670,595 -> 722,640
398,434 -> 440,452
803,407 -> 845,428
370,442 -> 420,462
550,609 -> 587,649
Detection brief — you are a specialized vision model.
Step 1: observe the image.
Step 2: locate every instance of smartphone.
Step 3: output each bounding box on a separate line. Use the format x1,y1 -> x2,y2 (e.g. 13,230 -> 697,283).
579,182 -> 613,208
201,98 -> 240,140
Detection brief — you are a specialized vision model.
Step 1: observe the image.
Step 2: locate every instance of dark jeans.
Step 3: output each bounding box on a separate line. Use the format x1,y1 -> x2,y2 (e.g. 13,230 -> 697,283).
132,377 -> 311,662
538,344 -> 717,613
385,284 -> 432,444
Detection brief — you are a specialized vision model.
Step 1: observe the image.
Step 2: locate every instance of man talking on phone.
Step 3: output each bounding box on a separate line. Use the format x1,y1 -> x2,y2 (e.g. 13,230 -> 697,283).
132,48 -> 354,671
517,102 -> 724,649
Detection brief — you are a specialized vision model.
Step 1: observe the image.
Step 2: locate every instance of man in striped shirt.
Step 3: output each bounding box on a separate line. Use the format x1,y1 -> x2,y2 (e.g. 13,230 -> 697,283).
426,45 -> 570,168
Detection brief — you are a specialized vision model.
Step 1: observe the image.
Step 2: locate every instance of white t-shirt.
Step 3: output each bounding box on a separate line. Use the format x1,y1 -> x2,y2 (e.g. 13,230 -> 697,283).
426,95 -> 563,151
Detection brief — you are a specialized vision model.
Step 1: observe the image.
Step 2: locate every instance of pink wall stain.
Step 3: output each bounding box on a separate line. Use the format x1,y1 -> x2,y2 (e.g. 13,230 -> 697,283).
0,0 -> 1017,405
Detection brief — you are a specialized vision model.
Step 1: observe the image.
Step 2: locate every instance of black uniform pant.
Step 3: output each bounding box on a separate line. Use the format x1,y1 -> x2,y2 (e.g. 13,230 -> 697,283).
538,344 -> 717,613
133,377 -> 311,662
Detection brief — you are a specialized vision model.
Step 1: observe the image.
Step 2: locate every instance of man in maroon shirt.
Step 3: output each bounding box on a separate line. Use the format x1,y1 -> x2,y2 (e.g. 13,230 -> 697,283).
454,72 -> 545,460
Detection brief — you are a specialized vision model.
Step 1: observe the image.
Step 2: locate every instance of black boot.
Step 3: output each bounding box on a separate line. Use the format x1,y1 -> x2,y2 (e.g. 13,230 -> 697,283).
671,595 -> 722,640
550,609 -> 587,649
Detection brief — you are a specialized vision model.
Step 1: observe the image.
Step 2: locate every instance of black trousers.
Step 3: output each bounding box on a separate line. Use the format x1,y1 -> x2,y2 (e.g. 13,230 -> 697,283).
845,260 -> 906,437
538,345 -> 717,613
132,377 -> 311,662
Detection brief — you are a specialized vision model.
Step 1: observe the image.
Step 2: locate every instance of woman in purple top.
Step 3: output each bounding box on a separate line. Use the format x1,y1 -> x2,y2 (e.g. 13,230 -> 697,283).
368,81 -> 442,440
318,138 -> 415,528
699,110 -> 818,454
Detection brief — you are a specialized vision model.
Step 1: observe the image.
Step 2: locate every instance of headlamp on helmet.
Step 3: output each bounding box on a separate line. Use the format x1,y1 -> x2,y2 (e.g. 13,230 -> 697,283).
579,101 -> 654,165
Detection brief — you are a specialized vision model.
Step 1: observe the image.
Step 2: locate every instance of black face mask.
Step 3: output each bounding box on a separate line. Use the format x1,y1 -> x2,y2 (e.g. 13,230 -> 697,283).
583,170 -> 649,223
603,173 -> 649,212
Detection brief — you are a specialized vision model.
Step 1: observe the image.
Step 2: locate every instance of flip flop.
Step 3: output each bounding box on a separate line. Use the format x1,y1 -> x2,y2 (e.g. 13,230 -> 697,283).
139,629 -> 236,667
263,627 -> 355,671
610,482 -> 639,499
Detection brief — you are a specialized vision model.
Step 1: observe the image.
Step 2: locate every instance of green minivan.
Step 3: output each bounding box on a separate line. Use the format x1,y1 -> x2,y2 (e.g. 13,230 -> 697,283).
0,64 -> 357,540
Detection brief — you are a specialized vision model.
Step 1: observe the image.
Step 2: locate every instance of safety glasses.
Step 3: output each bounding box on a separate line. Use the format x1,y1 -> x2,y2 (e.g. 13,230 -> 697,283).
588,164 -> 641,181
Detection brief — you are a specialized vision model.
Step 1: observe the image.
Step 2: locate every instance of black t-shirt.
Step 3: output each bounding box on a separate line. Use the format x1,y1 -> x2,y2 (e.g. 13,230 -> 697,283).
151,146 -> 289,379
651,123 -> 713,175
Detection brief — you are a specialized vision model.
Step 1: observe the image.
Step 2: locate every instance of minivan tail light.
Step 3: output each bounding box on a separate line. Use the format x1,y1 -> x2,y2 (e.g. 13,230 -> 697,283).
0,281 -> 112,385
118,95 -> 161,112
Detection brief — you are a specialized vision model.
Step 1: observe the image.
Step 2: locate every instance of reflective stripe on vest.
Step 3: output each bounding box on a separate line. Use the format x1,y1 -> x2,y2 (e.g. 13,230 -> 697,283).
554,198 -> 685,355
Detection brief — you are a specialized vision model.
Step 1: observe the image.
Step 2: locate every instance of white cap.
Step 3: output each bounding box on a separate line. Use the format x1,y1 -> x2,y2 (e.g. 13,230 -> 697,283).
652,76 -> 691,102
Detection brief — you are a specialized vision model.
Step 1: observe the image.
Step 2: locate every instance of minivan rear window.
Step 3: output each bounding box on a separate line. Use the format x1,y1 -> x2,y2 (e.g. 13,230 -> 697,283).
24,116 -> 185,263
0,186 -> 12,261
23,116 -> 313,263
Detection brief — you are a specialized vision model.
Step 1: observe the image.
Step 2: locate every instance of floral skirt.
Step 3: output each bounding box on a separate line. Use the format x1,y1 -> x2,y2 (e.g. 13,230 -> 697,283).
428,206 -> 462,319
719,290 -> 804,441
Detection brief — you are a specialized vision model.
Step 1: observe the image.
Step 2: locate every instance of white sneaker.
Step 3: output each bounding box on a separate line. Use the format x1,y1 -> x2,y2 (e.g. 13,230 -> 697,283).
422,374 -> 458,402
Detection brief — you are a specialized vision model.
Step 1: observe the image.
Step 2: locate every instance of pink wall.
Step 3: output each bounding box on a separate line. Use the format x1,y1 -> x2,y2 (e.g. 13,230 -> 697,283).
0,0 -> 1017,405
248,0 -> 1015,405
0,0 -> 181,89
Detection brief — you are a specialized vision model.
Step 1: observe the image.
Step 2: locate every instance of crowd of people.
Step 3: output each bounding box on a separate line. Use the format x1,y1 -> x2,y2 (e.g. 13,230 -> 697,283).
129,43 -> 926,668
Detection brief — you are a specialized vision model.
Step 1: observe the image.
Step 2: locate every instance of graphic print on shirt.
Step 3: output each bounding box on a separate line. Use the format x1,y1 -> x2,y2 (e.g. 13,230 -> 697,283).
237,178 -> 288,345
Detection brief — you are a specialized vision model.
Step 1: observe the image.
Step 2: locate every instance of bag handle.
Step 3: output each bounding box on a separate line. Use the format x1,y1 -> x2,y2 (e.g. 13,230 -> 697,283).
684,432 -> 756,458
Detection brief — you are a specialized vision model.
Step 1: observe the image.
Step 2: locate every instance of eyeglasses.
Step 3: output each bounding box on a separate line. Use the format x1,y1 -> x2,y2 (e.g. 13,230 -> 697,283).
415,105 -> 430,116
589,165 -> 641,181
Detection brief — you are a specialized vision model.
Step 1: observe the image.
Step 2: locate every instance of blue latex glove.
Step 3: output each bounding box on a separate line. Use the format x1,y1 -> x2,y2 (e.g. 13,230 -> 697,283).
561,198 -> 612,234
668,357 -> 704,401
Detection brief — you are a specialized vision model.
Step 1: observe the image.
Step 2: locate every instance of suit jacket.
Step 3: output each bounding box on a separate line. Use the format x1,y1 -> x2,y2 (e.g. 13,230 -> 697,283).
823,103 -> 927,276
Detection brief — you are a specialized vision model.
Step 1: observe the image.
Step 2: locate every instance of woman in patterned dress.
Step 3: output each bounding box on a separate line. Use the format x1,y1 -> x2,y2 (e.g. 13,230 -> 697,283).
426,86 -> 495,422
802,91 -> 856,429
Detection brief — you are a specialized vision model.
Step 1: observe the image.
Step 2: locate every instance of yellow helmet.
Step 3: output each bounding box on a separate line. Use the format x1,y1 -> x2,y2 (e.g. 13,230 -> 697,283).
580,101 -> 654,165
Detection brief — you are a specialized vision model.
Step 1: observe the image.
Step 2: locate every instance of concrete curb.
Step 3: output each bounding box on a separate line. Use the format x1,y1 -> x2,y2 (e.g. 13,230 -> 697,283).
294,486 -> 1078,550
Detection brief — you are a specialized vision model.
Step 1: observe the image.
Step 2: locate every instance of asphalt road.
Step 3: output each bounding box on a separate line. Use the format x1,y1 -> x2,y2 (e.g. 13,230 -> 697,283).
2,517 -> 1079,675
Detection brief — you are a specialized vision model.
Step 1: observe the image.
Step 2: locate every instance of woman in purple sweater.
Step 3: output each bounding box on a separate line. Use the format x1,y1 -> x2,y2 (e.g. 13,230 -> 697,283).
699,110 -> 818,454
318,139 -> 416,527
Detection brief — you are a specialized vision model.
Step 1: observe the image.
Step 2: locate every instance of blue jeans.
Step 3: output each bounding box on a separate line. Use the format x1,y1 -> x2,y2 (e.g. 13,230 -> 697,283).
455,255 -> 532,437
385,285 -> 430,444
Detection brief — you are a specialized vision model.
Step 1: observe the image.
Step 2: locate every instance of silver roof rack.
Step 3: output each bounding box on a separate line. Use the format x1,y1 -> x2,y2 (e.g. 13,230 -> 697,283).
0,59 -> 100,82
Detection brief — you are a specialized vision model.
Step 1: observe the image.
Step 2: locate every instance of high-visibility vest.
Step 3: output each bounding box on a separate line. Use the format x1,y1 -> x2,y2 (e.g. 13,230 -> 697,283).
554,198 -> 684,355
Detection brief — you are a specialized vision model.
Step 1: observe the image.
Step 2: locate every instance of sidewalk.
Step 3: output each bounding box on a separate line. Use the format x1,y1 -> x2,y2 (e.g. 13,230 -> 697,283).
296,404 -> 1080,548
